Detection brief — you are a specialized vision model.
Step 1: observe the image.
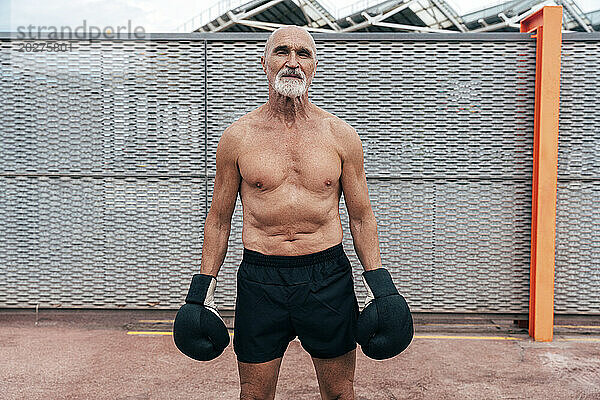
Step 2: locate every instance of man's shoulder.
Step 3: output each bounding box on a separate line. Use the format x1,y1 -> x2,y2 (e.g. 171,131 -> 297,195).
313,107 -> 361,162
222,108 -> 264,140
221,113 -> 255,146
314,107 -> 357,139
314,108 -> 360,151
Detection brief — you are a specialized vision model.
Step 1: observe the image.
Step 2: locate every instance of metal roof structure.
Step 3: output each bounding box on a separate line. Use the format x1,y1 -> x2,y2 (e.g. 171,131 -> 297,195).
175,0 -> 597,33
185,0 -> 341,33
460,0 -> 596,32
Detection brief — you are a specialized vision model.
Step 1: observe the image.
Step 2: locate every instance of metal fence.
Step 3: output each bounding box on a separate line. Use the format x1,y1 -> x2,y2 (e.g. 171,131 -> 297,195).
0,32 -> 599,314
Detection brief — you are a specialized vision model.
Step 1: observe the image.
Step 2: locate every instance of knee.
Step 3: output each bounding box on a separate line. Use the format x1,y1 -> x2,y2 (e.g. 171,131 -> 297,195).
240,395 -> 266,400
332,392 -> 354,400
240,383 -> 276,400
321,386 -> 354,400
323,392 -> 354,400
240,393 -> 271,400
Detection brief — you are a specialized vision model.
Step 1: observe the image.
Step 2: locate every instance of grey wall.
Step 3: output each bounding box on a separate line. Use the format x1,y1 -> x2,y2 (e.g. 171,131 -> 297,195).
0,33 -> 598,314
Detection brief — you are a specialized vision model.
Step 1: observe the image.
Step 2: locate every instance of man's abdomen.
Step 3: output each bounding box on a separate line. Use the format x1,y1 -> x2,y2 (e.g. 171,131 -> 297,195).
240,189 -> 343,256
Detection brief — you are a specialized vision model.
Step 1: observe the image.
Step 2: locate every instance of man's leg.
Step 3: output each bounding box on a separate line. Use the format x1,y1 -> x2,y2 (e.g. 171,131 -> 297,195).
235,257 -> 293,399
238,357 -> 283,400
292,249 -> 359,399
311,349 -> 356,400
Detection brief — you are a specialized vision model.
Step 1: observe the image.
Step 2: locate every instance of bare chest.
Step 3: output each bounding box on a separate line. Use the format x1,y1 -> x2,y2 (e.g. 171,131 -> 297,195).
238,133 -> 342,193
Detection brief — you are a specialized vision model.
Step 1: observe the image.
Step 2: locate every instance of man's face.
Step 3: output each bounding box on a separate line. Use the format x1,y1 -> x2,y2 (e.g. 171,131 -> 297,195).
262,28 -> 317,98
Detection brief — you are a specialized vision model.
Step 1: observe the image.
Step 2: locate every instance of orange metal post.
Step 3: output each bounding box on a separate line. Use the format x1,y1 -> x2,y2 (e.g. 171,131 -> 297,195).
520,6 -> 563,342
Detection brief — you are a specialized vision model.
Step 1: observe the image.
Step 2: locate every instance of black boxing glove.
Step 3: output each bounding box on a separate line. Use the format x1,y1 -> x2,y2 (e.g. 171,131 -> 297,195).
356,268 -> 413,360
173,274 -> 230,361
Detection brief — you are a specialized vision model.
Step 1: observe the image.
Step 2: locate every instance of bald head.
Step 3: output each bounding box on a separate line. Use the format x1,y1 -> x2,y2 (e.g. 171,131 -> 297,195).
263,25 -> 317,61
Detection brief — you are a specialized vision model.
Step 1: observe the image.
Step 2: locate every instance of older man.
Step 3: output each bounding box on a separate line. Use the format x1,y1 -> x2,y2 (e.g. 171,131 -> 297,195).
173,25 -> 413,400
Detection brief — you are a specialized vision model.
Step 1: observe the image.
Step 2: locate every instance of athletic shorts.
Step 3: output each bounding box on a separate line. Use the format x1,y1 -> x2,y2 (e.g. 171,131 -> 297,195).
233,243 -> 359,364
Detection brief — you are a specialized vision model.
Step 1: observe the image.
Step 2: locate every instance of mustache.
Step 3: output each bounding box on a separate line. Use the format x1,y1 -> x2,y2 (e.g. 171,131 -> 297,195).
277,67 -> 305,79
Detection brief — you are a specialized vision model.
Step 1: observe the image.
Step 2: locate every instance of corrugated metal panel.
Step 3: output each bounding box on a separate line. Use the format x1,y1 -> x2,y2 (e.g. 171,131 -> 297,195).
0,39 -> 207,309
0,34 -> 598,314
0,176 -> 205,308
206,38 -> 536,312
206,39 -> 536,177
554,41 -> 600,314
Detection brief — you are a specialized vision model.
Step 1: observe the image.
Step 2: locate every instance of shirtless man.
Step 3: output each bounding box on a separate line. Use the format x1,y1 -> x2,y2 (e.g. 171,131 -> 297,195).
173,26 -> 413,400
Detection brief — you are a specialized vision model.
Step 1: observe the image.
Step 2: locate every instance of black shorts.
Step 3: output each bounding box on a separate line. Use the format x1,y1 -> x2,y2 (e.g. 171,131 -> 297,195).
233,243 -> 359,364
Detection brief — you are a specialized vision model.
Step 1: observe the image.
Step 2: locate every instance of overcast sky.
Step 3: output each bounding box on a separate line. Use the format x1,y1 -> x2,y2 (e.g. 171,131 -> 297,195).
1,0 -> 598,33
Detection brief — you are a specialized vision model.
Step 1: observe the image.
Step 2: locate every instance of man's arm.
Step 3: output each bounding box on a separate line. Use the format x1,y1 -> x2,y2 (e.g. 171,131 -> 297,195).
339,123 -> 382,272
199,125 -> 242,277
338,123 -> 414,360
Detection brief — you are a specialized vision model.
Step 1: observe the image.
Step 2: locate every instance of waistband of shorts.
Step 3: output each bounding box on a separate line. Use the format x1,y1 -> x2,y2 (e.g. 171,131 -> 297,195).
242,243 -> 345,268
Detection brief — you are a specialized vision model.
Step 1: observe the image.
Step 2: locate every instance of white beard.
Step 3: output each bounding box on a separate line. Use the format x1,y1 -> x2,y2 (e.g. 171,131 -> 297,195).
271,67 -> 309,98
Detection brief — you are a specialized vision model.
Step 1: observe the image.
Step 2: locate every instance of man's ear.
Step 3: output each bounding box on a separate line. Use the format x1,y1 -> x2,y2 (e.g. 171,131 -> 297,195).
261,56 -> 266,73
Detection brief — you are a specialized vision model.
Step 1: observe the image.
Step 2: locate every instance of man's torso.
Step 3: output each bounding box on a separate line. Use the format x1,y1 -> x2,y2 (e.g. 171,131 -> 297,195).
232,105 -> 347,255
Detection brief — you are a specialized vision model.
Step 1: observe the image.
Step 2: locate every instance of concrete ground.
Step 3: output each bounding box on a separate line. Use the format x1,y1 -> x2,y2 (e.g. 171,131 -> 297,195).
1,310 -> 599,400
